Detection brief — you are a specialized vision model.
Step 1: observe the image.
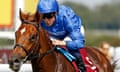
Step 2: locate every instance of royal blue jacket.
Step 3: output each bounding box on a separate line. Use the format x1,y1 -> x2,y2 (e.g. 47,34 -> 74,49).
41,5 -> 85,50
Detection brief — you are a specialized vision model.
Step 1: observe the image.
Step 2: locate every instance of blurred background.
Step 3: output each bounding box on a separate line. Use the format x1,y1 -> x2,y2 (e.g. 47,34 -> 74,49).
0,0 -> 120,72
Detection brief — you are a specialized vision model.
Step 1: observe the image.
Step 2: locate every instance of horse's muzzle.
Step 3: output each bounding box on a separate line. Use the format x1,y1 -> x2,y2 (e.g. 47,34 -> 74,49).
8,54 -> 23,72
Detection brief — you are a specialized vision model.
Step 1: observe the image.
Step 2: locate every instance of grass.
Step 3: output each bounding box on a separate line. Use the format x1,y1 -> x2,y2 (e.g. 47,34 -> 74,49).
85,35 -> 120,47
0,38 -> 14,46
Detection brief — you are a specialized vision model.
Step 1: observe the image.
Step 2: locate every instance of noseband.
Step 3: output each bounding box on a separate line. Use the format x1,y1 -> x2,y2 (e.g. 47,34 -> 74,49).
14,20 -> 55,62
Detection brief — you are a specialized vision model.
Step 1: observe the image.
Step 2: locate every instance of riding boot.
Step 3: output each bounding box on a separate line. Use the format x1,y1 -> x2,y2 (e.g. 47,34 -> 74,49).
76,56 -> 86,72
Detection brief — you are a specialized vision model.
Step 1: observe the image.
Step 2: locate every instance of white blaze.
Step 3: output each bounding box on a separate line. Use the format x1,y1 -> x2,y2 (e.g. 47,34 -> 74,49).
20,28 -> 26,34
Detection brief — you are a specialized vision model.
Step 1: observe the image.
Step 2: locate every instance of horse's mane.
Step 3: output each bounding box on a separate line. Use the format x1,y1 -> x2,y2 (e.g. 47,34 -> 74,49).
39,26 -> 53,49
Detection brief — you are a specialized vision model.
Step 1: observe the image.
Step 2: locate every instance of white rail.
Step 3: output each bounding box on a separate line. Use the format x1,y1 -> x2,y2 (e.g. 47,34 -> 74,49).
0,64 -> 32,72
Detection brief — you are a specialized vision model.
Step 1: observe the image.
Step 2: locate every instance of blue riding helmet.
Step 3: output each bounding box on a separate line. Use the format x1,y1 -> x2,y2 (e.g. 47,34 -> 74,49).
37,0 -> 58,14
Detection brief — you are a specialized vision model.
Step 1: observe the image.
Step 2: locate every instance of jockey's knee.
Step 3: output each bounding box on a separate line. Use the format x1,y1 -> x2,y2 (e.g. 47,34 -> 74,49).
68,49 -> 81,59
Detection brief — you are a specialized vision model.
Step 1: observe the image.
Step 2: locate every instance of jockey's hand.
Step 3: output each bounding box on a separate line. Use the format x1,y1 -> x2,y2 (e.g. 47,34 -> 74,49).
52,39 -> 66,46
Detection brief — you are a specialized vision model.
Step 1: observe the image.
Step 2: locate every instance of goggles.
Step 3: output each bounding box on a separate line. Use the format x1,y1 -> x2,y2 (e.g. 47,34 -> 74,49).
43,12 -> 56,19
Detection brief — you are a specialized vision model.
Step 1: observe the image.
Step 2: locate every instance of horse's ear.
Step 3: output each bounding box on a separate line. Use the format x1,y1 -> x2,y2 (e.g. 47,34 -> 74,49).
35,11 -> 42,23
19,9 -> 25,21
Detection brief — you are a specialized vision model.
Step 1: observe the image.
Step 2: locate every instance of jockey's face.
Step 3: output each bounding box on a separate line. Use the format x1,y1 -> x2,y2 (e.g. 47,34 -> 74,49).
42,12 -> 56,26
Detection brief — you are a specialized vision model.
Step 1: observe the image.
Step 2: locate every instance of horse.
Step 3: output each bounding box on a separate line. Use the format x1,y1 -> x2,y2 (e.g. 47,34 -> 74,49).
8,10 -> 113,72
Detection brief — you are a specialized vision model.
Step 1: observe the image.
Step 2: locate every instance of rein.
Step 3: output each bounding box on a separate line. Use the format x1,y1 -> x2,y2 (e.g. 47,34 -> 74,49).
29,46 -> 56,60
14,20 -> 56,62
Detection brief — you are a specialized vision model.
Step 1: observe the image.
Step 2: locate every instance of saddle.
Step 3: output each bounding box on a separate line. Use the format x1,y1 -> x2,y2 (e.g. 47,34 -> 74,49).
56,46 -> 98,72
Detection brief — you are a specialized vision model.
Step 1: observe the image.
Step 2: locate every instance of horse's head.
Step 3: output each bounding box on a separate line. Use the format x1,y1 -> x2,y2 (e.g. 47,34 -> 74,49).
8,10 -> 42,71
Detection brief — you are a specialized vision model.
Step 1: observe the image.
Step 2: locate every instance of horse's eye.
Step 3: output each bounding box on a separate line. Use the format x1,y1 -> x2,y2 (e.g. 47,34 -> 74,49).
29,35 -> 36,41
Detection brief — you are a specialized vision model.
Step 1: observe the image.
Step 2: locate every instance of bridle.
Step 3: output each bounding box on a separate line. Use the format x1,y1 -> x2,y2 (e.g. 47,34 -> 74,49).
14,20 -> 56,63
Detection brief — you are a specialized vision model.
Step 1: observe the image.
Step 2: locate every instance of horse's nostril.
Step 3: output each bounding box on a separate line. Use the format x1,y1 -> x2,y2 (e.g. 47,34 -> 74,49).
14,59 -> 20,63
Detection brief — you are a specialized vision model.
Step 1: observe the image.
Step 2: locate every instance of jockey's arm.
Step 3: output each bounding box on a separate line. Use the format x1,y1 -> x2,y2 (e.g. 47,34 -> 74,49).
65,29 -> 85,50
62,15 -> 85,50
52,28 -> 85,50
52,25 -> 85,47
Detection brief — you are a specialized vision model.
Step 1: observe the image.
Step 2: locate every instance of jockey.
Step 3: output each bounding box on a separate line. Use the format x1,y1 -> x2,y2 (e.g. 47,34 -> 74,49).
37,0 -> 86,71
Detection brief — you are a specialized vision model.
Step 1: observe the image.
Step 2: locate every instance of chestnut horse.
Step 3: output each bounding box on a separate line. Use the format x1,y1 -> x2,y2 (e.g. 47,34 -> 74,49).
8,11 -> 113,72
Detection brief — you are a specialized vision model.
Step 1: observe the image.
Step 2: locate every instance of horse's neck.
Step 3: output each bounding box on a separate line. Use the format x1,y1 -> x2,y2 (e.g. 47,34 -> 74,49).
39,27 -> 53,51
31,28 -> 58,72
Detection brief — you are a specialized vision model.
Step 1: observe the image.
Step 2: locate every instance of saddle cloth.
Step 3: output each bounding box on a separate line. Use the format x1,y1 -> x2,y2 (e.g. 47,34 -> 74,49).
79,48 -> 98,72
56,46 -> 98,72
